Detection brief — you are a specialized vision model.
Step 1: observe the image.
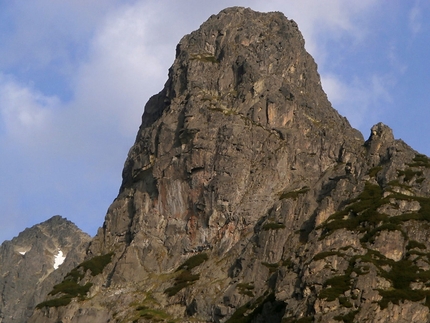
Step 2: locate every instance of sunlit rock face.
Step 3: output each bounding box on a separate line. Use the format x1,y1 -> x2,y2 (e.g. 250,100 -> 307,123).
0,215 -> 90,323
28,7 -> 430,323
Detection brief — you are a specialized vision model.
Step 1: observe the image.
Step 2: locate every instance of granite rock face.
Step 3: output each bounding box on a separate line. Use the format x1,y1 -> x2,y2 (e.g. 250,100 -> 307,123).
29,7 -> 430,323
0,216 -> 90,323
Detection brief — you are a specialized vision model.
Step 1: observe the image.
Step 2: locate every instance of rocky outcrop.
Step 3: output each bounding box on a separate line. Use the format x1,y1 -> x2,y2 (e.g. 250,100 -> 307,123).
29,7 -> 430,323
0,216 -> 90,323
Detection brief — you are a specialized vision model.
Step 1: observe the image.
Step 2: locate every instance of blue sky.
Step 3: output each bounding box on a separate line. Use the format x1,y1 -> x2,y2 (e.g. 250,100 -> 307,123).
0,0 -> 429,242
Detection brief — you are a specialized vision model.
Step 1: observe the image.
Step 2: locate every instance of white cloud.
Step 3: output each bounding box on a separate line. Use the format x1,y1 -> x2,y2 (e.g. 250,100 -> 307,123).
0,74 -> 57,144
321,73 -> 392,133
409,3 -> 422,35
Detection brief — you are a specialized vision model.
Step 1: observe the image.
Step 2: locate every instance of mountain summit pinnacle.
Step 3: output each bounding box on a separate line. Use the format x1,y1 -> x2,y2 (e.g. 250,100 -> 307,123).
29,7 -> 430,323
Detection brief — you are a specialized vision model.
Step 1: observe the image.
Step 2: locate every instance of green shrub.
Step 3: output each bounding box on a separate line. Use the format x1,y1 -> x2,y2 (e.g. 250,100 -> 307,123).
164,270 -> 200,297
319,275 -> 351,301
279,187 -> 310,200
368,166 -> 382,178
320,183 -> 386,238
237,283 -> 255,297
408,154 -> 430,168
397,169 -> 423,182
334,310 -> 358,323
262,222 -> 286,230
36,252 -> 113,309
261,262 -> 280,273
407,240 -> 426,250
176,253 -> 208,271
313,251 -> 343,261
36,297 -> 72,309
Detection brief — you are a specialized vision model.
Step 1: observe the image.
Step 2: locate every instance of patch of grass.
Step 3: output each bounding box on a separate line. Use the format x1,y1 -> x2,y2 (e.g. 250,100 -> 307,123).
176,253 -> 208,271
136,306 -> 170,321
262,222 -> 286,230
190,54 -> 219,63
279,187 -> 310,200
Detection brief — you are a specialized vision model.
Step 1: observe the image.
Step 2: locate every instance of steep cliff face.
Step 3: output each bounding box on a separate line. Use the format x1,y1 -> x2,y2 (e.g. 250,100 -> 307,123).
30,7 -> 430,323
0,216 -> 90,323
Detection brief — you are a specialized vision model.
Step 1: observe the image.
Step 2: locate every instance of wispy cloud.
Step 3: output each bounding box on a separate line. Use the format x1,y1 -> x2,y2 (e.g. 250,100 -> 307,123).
321,73 -> 393,135
0,1 -> 417,242
409,3 -> 422,35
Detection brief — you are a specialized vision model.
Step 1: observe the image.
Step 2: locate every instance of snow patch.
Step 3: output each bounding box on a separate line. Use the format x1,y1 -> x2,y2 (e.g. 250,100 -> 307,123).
53,250 -> 66,269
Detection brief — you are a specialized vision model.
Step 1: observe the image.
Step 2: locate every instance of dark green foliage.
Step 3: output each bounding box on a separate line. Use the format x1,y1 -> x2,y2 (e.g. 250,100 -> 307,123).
408,154 -> 430,168
164,270 -> 200,296
176,253 -> 208,271
282,317 -> 314,323
320,183 -> 386,238
237,283 -> 255,297
397,168 -> 423,182
360,223 -> 402,243
350,249 -> 430,309
313,251 -> 343,261
387,179 -> 412,190
279,187 -> 310,200
225,293 -> 283,323
165,253 -> 208,296
261,262 -> 280,273
79,252 -> 113,276
190,54 -> 219,63
36,297 -> 73,309
282,258 -> 294,269
407,240 -> 426,250
368,166 -> 382,178
36,253 -> 113,309
136,306 -> 170,321
334,310 -> 358,323
262,222 -> 286,230
66,252 -> 114,281
319,274 -> 351,301
338,296 -> 353,308
378,289 -> 430,309
49,280 -> 93,298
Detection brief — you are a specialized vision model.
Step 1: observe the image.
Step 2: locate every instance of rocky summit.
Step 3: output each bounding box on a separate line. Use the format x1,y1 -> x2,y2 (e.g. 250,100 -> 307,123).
24,7 -> 430,323
0,216 -> 90,323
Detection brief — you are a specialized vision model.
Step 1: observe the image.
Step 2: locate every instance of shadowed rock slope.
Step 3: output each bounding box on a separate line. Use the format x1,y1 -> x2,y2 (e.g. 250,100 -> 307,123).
0,216 -> 90,323
30,7 -> 430,323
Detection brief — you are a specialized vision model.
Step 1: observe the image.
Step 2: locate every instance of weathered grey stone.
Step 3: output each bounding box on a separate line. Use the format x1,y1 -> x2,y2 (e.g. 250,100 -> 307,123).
0,216 -> 90,323
26,6 -> 430,323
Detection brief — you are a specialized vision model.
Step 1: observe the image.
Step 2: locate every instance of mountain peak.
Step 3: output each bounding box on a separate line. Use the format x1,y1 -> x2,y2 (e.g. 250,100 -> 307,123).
28,7 -> 430,323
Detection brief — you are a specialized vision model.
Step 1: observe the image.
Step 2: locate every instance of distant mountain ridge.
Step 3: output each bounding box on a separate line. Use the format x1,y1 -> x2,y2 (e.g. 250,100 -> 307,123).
4,6 -> 430,323
0,215 -> 90,323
